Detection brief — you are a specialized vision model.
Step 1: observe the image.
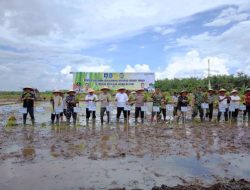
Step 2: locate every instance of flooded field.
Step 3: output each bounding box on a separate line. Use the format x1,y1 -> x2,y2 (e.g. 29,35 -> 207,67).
0,102 -> 250,190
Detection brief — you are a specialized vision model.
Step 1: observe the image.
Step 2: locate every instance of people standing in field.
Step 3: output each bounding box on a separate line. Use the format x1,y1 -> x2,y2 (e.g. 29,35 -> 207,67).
160,93 -> 168,121
151,88 -> 164,123
192,86 -> 205,122
205,89 -> 216,122
60,92 -> 65,122
99,87 -> 111,125
115,87 -> 129,122
134,89 -> 147,124
243,88 -> 250,122
21,87 -> 35,125
172,92 -> 179,118
177,90 -> 189,123
50,90 -> 63,125
217,88 -> 229,122
85,88 -> 98,122
229,89 -> 241,122
65,89 -> 79,125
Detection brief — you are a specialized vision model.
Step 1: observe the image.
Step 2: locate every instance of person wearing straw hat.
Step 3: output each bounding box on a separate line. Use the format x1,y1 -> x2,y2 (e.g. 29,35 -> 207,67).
21,87 -> 35,125
177,90 -> 189,123
85,88 -> 98,122
65,89 -> 79,125
192,86 -> 205,122
115,87 -> 128,122
99,86 -> 112,125
150,88 -> 164,123
229,89 -> 241,122
134,88 -> 147,124
50,90 -> 63,124
217,88 -> 229,122
205,88 -> 216,122
243,88 -> 250,122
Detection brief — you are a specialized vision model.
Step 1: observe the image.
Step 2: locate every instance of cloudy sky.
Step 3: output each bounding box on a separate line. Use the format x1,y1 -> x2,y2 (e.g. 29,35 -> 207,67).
0,0 -> 250,91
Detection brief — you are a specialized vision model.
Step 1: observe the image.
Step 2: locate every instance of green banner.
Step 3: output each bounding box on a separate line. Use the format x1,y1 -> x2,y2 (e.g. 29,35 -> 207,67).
73,72 -> 155,92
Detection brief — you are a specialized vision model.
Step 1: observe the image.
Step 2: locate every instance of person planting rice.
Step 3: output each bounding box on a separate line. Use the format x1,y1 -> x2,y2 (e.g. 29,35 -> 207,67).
115,87 -> 128,122
192,86 -> 205,122
151,88 -> 164,123
160,92 -> 168,121
243,88 -> 250,122
205,88 -> 216,122
177,90 -> 189,123
65,89 -> 79,125
134,88 -> 147,124
21,86 -> 35,125
172,92 -> 179,118
85,88 -> 98,123
217,88 -> 229,122
50,90 -> 63,125
229,89 -> 241,122
99,86 -> 112,125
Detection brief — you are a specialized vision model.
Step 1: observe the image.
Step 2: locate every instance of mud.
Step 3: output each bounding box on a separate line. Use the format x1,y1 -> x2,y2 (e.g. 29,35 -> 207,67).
0,102 -> 250,189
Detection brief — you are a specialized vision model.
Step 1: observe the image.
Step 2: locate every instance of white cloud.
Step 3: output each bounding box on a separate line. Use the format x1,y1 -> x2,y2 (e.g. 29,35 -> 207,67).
205,7 -> 249,27
175,20 -> 250,71
0,0 -> 247,50
124,64 -> 151,72
156,50 -> 229,79
107,44 -> 118,52
153,26 -> 176,35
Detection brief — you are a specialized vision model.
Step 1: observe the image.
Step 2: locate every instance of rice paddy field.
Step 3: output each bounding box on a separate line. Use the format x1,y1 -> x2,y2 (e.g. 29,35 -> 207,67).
0,100 -> 250,190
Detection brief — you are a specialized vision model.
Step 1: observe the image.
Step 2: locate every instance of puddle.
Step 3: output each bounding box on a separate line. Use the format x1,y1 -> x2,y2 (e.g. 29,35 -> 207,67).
0,102 -> 250,189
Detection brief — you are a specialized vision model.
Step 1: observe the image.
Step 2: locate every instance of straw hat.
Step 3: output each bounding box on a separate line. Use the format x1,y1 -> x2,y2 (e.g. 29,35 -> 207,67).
136,88 -> 144,92
117,87 -> 126,91
67,89 -> 76,94
52,89 -> 61,94
87,88 -> 95,93
23,86 -> 33,91
208,88 -> 215,92
219,88 -> 227,92
100,86 -> 110,91
180,90 -> 188,94
231,89 -> 238,94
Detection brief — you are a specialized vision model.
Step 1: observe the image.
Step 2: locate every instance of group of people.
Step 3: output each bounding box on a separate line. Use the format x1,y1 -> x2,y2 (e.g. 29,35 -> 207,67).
20,86 -> 250,125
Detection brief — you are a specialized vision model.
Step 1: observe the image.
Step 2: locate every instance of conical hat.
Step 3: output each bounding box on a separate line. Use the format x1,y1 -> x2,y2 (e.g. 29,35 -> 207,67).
67,89 -> 76,94
23,86 -> 33,91
219,88 -> 227,92
87,88 -> 95,93
100,86 -> 110,91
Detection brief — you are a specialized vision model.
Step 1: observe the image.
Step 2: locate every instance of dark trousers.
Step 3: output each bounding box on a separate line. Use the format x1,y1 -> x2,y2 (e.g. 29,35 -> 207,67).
229,109 -> 239,121
51,113 -> 59,124
217,108 -> 228,122
173,106 -> 178,116
192,105 -> 204,120
116,107 -> 127,120
206,104 -> 214,121
23,107 -> 35,125
86,108 -> 96,119
135,107 -> 144,119
66,108 -> 77,124
100,107 -> 110,124
243,105 -> 250,122
161,108 -> 166,120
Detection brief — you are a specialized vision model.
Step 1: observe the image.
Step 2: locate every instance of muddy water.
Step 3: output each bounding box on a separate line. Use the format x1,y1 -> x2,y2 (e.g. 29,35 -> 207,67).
0,102 -> 250,189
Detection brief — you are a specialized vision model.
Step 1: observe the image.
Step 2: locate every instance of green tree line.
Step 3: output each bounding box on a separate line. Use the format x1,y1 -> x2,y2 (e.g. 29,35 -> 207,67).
155,72 -> 249,94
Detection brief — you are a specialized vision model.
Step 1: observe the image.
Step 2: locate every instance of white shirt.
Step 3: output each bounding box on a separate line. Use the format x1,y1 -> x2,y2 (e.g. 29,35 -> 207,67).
115,92 -> 128,107
85,94 -> 98,108
218,95 -> 228,108
230,95 -> 240,107
53,95 -> 63,109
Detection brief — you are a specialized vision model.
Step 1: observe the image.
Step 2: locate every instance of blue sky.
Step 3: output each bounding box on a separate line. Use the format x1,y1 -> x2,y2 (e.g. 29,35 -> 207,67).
0,0 -> 249,91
